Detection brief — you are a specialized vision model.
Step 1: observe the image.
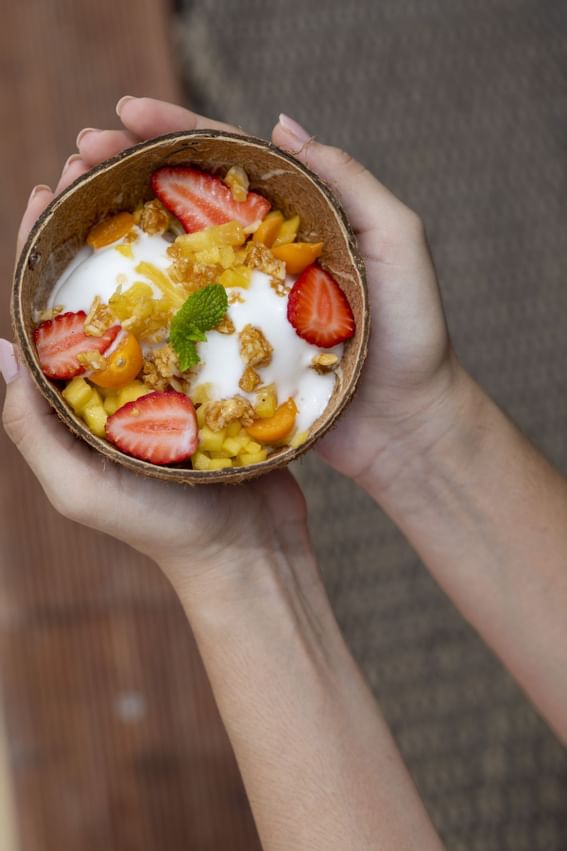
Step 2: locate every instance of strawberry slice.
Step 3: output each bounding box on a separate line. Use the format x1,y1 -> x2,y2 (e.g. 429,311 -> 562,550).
105,391 -> 198,465
287,264 -> 355,348
34,311 -> 120,380
151,166 -> 271,233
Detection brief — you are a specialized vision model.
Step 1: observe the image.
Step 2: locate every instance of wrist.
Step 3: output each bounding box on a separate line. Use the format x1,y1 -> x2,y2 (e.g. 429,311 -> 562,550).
359,361 -> 488,508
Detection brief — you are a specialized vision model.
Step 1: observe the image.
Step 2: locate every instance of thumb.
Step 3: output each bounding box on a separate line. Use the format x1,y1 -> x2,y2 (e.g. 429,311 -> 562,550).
272,114 -> 423,260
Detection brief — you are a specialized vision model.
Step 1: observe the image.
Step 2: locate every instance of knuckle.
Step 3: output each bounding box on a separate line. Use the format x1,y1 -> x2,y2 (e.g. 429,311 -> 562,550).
403,208 -> 427,242
2,402 -> 28,448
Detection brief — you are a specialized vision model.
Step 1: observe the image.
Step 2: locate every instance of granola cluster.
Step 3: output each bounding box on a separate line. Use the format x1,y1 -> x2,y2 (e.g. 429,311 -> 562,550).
204,396 -> 256,432
142,344 -> 182,392
239,324 -> 273,368
84,296 -> 117,337
138,199 -> 170,236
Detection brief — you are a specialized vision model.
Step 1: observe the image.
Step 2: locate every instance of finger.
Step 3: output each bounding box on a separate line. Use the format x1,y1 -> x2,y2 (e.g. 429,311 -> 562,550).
77,128 -> 138,166
272,115 -> 421,253
17,184 -> 54,257
1,341 -> 96,512
54,154 -> 90,195
116,96 -> 243,139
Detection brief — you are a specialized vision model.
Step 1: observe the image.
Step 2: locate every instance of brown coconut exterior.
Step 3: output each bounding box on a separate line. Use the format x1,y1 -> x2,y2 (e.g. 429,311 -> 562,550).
12,131 -> 369,485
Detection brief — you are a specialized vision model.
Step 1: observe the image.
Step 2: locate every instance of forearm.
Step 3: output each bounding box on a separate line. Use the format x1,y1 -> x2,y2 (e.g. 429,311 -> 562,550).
362,370 -> 567,740
167,543 -> 442,851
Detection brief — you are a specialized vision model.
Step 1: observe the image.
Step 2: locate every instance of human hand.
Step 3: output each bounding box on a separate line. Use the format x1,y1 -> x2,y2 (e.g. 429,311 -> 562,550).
272,115 -> 470,493
1,104 -> 310,596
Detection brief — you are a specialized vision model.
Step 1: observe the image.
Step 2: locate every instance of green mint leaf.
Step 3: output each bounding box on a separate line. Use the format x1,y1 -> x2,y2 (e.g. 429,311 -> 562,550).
170,285 -> 228,372
176,339 -> 200,373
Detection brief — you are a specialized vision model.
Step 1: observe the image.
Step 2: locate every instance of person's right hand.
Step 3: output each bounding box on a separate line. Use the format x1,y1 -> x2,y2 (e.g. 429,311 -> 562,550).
272,115 -> 468,493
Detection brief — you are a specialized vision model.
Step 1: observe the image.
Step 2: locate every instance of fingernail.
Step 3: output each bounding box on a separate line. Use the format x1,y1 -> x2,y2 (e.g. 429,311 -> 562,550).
278,113 -> 311,145
76,127 -> 100,147
29,184 -> 52,203
116,95 -> 135,117
0,340 -> 19,384
62,153 -> 82,173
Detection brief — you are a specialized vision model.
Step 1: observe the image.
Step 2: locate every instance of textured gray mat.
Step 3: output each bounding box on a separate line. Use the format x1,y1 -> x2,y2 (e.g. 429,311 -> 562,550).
174,2 -> 567,848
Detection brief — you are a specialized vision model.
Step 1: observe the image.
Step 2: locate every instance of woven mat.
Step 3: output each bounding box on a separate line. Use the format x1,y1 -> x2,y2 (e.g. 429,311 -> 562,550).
174,2 -> 567,848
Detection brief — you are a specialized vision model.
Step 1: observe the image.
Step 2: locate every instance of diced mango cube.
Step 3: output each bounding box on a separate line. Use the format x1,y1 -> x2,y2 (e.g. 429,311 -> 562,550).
62,377 -> 95,414
115,244 -> 134,259
198,426 -> 226,452
253,211 -> 285,247
192,452 -> 211,471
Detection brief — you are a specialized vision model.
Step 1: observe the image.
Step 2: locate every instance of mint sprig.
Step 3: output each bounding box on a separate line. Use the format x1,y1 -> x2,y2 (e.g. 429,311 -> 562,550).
170,284 -> 228,372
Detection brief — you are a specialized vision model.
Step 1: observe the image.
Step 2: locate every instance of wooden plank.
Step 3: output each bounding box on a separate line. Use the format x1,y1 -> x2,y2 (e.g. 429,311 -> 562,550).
0,1 -> 260,848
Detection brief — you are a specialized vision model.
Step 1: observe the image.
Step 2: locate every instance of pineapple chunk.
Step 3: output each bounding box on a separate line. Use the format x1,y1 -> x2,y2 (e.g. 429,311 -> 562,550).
82,395 -> 108,438
191,384 -> 212,405
192,452 -> 211,471
103,394 -> 121,416
135,261 -> 187,309
222,437 -> 243,457
209,449 -> 234,459
239,450 -> 268,466
219,266 -> 252,289
226,420 -> 242,438
62,377 -> 95,414
118,381 -> 152,407
176,221 -> 246,256
115,244 -> 134,259
208,457 -> 234,470
254,384 -> 278,418
273,215 -> 300,247
288,430 -> 309,449
224,166 -> 249,202
245,440 -> 263,454
198,426 -> 227,452
196,405 -> 208,428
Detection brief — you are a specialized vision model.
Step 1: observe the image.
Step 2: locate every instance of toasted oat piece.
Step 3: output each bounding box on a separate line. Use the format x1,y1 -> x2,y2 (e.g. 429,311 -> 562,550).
311,353 -> 339,374
228,291 -> 245,305
205,396 -> 256,432
37,305 -> 64,323
77,350 -> 108,371
239,366 -> 261,393
168,255 -> 221,291
239,324 -> 273,368
139,199 -> 170,236
215,315 -> 235,335
84,296 -> 117,337
142,344 -> 182,391
244,243 -> 286,284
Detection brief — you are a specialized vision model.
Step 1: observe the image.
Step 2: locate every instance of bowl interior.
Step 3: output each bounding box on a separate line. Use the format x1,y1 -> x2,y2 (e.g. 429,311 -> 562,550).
12,131 -> 368,484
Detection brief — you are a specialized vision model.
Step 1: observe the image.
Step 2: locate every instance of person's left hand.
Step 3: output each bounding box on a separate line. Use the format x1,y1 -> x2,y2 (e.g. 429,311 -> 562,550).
1,100 -> 309,596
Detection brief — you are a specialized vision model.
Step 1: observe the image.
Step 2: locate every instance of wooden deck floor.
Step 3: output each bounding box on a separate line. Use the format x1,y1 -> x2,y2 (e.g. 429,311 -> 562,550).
0,2 -> 260,848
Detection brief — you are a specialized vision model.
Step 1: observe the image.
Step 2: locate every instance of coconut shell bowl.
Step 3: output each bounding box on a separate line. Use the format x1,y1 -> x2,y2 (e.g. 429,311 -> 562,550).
12,131 -> 369,484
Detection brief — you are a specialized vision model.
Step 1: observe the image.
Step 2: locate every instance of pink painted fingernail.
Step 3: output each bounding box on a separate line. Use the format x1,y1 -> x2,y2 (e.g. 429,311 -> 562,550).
76,127 -> 100,147
29,184 -> 52,203
278,114 -> 311,145
0,340 -> 18,384
116,95 -> 135,117
62,153 -> 82,173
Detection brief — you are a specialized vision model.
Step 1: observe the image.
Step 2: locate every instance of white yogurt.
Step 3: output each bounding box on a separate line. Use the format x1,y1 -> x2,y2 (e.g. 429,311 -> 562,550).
49,237 -> 342,435
197,271 -> 342,433
48,228 -> 172,311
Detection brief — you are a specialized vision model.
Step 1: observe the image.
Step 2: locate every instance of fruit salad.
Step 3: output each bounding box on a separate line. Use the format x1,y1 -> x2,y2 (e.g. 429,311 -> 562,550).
33,163 -> 356,470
